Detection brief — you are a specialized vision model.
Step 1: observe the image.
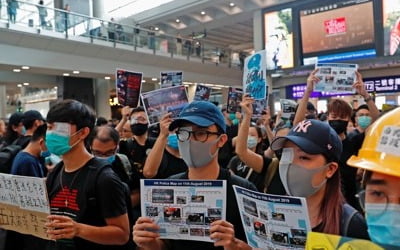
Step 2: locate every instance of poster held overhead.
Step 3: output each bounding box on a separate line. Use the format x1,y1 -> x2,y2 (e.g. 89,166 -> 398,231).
314,63 -> 358,94
141,85 -> 189,126
227,87 -> 243,113
243,50 -> 267,100
280,99 -> 297,119
160,71 -> 183,88
116,69 -> 142,107
193,84 -> 211,101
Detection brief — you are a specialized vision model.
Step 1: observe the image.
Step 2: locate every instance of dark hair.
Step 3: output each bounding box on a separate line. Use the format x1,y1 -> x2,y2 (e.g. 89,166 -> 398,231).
249,124 -> 264,155
355,104 -> 369,113
89,126 -> 120,145
31,124 -> 47,142
95,117 -> 108,126
130,106 -> 145,115
327,99 -> 352,119
46,99 -> 96,132
4,112 -> 23,145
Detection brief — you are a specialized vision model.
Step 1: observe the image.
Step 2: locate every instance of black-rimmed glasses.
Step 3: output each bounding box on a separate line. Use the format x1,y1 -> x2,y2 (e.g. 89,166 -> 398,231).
176,129 -> 220,142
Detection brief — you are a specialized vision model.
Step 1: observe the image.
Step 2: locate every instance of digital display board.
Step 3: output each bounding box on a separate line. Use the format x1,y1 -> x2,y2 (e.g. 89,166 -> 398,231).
300,0 -> 375,63
383,0 -> 400,55
264,8 -> 294,70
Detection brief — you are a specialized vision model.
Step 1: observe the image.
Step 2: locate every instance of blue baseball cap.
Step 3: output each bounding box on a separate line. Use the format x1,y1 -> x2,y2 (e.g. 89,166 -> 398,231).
169,101 -> 226,133
271,119 -> 342,161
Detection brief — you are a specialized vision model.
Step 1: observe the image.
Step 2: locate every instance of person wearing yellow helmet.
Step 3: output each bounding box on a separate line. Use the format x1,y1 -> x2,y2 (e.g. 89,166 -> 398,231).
347,107 -> 400,247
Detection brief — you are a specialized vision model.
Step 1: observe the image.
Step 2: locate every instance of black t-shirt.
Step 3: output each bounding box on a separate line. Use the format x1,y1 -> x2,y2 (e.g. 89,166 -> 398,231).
166,168 -> 257,250
228,155 -> 268,192
119,137 -> 156,190
46,158 -> 128,250
154,150 -> 187,179
312,203 -> 369,240
339,134 -> 365,212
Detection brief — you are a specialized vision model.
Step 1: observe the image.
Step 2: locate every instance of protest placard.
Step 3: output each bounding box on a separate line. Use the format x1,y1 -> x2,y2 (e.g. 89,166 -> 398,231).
141,179 -> 227,242
227,87 -> 243,113
193,84 -> 211,101
0,173 -> 50,239
160,71 -> 183,88
243,50 -> 267,100
233,185 -> 311,249
314,63 -> 358,94
116,69 -> 142,107
306,232 -> 397,250
141,85 -> 189,125
280,99 -> 297,119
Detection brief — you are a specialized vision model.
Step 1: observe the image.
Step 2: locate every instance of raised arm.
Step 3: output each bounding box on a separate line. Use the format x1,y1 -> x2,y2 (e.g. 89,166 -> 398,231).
353,71 -> 380,122
115,106 -> 132,133
143,113 -> 172,178
235,95 -> 264,173
293,69 -> 319,126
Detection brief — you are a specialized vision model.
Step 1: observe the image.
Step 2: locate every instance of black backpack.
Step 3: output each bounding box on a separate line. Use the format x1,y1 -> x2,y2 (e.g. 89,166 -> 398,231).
47,158 -> 135,249
0,142 -> 22,173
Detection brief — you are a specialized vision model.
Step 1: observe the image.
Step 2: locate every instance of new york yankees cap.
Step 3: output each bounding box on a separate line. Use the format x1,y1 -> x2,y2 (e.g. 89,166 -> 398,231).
271,119 -> 342,162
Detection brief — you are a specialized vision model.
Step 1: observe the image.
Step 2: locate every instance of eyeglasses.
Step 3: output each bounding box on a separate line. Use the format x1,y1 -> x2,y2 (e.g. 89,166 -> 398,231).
357,189 -> 390,215
91,148 -> 118,157
176,128 -> 220,142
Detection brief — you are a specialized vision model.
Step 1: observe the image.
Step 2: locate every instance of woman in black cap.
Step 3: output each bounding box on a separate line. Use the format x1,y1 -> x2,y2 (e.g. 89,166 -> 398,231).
3,112 -> 24,146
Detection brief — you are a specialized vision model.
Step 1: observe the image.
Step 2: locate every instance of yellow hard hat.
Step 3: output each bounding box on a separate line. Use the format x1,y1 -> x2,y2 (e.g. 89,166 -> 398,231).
347,107 -> 400,177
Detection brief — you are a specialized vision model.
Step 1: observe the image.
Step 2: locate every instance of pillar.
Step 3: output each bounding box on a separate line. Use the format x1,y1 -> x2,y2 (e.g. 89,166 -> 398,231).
94,78 -> 111,119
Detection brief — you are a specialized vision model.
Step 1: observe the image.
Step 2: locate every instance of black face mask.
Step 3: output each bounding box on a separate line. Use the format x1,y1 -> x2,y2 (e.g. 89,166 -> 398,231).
131,123 -> 148,136
328,120 -> 348,135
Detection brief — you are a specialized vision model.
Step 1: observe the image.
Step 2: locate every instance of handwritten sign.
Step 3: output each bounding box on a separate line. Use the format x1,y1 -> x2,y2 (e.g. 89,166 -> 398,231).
243,50 -> 267,100
0,173 -> 50,239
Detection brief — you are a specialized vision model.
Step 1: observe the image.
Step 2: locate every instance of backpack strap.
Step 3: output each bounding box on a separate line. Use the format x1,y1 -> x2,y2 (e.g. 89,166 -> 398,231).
341,203 -> 358,236
116,153 -> 133,180
263,157 -> 279,193
46,161 -> 65,198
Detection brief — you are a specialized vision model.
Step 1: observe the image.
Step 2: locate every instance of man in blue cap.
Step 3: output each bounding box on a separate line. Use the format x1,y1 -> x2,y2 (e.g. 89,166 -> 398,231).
132,101 -> 256,250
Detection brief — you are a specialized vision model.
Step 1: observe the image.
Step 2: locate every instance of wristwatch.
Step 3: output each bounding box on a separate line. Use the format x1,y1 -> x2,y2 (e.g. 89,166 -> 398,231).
364,96 -> 373,102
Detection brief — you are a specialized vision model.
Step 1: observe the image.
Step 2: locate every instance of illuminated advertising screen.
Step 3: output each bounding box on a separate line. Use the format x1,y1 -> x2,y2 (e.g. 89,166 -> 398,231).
383,0 -> 400,56
300,0 -> 375,64
264,8 -> 294,70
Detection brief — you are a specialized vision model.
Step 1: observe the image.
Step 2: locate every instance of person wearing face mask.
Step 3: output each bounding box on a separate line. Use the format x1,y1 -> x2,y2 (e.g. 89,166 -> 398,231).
133,101 -> 256,250
5,124 -> 49,250
348,104 -> 372,139
218,107 -> 239,168
294,69 -> 380,213
118,106 -> 156,220
228,122 -> 266,191
235,96 -> 287,195
142,113 -> 187,179
270,119 -> 369,238
347,107 -> 400,247
44,100 -> 130,249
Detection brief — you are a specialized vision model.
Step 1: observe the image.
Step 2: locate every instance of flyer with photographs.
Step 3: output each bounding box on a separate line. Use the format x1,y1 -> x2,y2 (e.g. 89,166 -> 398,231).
227,87 -> 243,113
140,179 -> 227,242
252,98 -> 268,119
193,84 -> 211,101
141,85 -> 189,126
280,99 -> 297,119
160,71 -> 183,88
314,63 -> 358,94
243,50 -> 267,100
233,185 -> 311,249
116,69 -> 142,107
